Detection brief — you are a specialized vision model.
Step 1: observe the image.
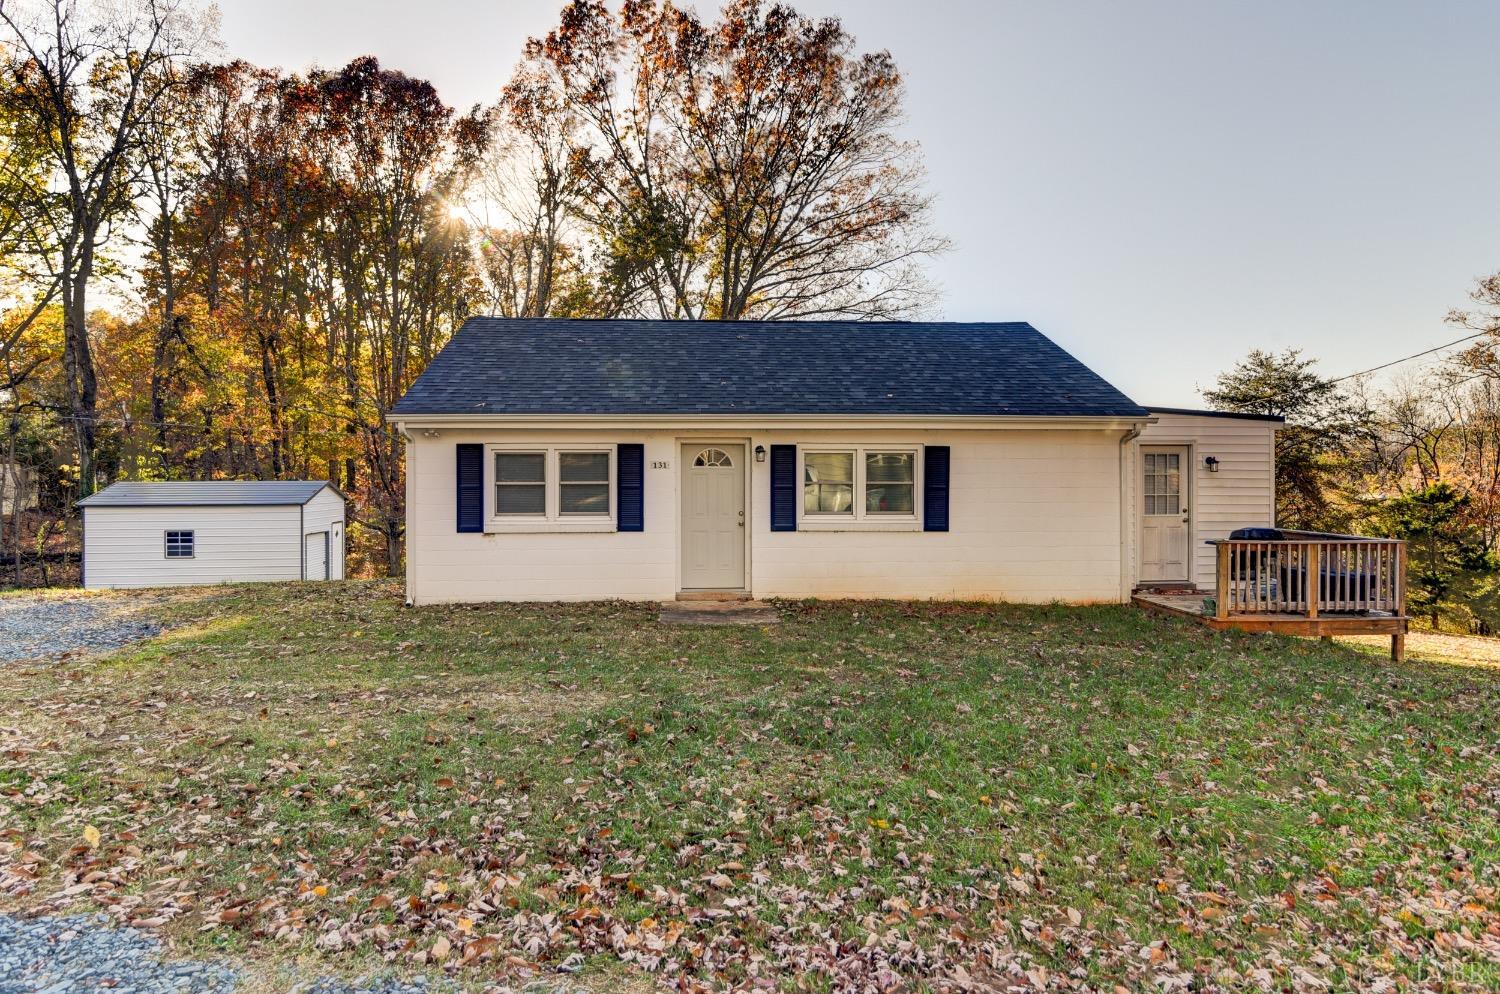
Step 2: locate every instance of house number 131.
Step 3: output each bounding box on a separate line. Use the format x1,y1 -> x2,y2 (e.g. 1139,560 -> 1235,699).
651,460 -> 671,469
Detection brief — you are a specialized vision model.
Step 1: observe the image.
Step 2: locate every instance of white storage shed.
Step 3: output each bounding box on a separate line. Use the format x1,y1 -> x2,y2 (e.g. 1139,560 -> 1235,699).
78,481 -> 346,589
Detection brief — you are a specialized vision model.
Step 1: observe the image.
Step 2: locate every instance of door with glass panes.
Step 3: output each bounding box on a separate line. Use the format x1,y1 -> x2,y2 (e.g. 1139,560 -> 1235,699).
1140,446 -> 1190,583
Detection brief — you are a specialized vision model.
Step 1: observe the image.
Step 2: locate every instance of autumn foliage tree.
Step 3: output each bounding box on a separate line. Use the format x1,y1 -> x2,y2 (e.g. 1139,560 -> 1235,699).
1,0 -> 948,580
40,56 -> 478,573
0,0 -> 215,494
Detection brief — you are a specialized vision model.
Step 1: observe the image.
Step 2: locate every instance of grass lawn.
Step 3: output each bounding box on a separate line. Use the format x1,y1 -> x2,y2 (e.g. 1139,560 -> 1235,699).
1,582 -> 1498,992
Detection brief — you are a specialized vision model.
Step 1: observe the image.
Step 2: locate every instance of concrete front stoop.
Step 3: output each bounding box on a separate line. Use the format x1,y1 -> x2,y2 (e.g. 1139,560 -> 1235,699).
659,598 -> 781,626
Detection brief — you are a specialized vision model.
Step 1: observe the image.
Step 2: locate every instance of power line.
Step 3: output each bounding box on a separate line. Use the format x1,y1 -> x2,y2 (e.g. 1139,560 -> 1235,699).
1327,330 -> 1487,384
1202,330 -> 1493,413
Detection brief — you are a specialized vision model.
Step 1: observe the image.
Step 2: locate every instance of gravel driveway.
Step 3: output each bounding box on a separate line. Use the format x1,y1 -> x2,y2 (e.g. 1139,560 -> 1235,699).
0,593 -> 164,664
0,914 -> 446,994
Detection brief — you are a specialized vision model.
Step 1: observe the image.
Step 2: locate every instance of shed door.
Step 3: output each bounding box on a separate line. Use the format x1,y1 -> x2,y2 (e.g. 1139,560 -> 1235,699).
1140,447 -> 1190,583
304,531 -> 329,581
680,444 -> 745,590
328,521 -> 344,580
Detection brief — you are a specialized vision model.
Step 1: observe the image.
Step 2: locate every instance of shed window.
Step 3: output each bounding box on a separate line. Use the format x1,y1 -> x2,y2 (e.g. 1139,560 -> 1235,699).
164,530 -> 195,559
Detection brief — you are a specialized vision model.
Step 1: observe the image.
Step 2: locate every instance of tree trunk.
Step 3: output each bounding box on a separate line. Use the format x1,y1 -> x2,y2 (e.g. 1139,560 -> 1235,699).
385,521 -> 402,578
257,329 -> 285,476
61,247 -> 100,496
150,314 -> 179,460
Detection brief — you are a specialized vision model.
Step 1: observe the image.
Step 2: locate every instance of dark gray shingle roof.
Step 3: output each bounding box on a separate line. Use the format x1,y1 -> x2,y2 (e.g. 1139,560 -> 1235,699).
392,319 -> 1147,418
77,481 -> 335,508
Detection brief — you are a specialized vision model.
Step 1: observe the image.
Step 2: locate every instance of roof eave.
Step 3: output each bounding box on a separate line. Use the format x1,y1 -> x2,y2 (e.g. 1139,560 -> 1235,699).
1147,406 -> 1286,425
386,411 -> 1153,430
74,480 -> 343,509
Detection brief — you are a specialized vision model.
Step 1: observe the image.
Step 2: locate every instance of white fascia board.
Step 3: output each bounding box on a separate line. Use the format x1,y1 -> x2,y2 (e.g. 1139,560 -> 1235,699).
384,413 -> 1153,431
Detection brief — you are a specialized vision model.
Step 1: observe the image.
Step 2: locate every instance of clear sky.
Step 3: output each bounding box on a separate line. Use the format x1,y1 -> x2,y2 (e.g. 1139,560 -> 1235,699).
213,0 -> 1500,406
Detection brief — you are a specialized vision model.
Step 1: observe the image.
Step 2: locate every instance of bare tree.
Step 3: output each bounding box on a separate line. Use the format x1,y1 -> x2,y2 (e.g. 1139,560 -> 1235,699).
1447,375 -> 1500,556
1450,271 -> 1500,347
1370,372 -> 1456,488
469,93 -> 586,318
510,0 -> 947,321
0,0 -> 216,493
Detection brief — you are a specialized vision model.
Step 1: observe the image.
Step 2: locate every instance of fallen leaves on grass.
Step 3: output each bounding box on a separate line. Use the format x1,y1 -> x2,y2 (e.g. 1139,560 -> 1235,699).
1,587 -> 1498,993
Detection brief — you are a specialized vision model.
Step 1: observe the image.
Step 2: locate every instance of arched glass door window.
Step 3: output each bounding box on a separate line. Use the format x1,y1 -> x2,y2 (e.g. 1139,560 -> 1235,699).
693,448 -> 734,468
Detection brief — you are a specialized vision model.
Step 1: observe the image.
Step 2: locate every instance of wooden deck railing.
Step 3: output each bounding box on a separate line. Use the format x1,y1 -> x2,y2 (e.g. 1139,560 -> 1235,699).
1212,532 -> 1406,621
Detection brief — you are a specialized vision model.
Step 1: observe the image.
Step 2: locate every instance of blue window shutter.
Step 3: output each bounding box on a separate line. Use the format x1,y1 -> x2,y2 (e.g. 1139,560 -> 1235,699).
617,443 -> 644,532
924,446 -> 950,532
456,443 -> 483,533
770,444 -> 797,532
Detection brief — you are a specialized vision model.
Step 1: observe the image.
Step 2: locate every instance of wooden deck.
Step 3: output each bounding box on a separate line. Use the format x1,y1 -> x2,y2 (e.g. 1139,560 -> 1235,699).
1133,590 -> 1409,659
1131,533 -> 1411,660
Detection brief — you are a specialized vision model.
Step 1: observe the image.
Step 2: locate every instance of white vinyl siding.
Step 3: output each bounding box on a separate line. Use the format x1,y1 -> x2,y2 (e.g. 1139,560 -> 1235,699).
1132,412 -> 1277,589
402,426 -> 1128,605
84,505 -> 303,589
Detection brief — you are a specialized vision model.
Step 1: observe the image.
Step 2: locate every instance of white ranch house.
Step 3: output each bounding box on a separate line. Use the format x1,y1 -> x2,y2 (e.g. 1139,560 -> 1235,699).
391,318 -> 1281,606
78,481 -> 346,589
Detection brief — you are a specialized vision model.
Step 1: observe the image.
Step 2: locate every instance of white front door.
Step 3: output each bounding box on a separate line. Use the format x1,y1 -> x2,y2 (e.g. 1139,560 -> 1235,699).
1140,446 -> 1190,583
680,443 -> 746,590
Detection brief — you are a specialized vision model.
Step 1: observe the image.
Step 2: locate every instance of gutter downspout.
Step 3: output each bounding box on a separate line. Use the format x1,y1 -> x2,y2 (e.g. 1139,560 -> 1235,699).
1119,425 -> 1144,602
396,422 -> 415,606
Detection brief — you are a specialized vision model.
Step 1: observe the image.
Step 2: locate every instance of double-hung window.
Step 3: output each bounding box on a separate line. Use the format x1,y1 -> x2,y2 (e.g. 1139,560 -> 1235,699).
495,452 -> 547,516
864,451 -> 916,514
802,447 -> 919,524
803,452 -> 855,514
558,452 -> 610,515
492,447 -> 614,526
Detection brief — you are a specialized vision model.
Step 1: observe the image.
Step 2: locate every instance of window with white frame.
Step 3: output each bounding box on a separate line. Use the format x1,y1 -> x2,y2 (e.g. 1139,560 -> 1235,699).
495,452 -> 547,515
803,447 -> 919,520
493,448 -> 613,520
804,451 -> 854,514
864,451 -> 915,514
558,452 -> 610,515
164,530 -> 195,558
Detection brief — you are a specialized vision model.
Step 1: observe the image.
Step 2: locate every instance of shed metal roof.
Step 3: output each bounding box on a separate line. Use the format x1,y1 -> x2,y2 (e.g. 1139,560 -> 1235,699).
77,481 -> 336,508
391,318 -> 1148,419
